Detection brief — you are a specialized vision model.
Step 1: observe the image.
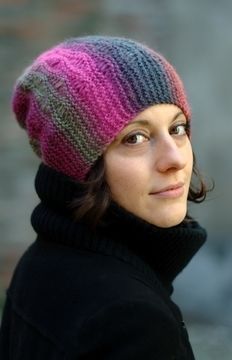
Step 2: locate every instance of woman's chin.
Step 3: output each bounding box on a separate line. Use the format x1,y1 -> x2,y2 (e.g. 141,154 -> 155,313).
144,208 -> 187,228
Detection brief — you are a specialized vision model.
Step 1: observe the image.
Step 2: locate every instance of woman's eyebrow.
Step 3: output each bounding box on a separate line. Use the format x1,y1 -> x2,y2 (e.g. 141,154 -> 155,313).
129,119 -> 151,126
172,111 -> 185,121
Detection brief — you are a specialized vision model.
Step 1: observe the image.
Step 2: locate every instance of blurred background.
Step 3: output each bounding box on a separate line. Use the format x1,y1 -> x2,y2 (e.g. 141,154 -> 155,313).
0,0 -> 232,358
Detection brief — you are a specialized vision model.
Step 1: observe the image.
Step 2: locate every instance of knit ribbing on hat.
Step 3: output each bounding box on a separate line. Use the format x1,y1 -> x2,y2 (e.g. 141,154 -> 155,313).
12,36 -> 191,181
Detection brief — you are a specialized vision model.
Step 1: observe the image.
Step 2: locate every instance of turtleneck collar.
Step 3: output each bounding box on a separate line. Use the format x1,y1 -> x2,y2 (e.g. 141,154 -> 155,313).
31,163 -> 207,293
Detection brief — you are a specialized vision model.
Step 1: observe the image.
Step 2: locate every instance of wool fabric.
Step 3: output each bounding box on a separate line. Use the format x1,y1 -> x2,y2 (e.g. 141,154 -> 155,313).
12,36 -> 191,180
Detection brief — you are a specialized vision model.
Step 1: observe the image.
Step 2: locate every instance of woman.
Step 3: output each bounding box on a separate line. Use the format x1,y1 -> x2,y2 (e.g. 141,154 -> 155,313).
0,36 -> 208,359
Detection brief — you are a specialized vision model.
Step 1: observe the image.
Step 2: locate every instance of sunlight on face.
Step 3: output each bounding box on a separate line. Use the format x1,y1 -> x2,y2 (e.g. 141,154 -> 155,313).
104,104 -> 193,228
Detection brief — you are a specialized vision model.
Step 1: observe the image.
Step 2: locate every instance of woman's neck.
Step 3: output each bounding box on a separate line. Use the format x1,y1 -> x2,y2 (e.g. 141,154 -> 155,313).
31,163 -> 207,293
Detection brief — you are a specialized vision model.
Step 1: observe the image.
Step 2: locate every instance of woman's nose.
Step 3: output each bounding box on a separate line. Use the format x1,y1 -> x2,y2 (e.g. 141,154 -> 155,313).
155,136 -> 186,173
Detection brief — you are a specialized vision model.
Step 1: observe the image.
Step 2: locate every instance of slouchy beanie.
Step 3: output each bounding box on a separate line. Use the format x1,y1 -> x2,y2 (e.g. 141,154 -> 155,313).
12,35 -> 191,181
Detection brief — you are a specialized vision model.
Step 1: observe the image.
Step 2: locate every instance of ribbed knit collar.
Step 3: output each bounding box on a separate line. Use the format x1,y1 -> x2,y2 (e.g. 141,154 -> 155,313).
31,163 -> 207,294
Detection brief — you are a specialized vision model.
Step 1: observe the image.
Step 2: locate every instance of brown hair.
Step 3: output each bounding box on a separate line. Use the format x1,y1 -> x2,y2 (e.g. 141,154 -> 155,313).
69,153 -> 213,227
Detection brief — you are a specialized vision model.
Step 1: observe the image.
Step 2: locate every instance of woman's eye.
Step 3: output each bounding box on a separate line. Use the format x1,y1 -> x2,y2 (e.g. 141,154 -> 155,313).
171,123 -> 189,136
124,132 -> 149,145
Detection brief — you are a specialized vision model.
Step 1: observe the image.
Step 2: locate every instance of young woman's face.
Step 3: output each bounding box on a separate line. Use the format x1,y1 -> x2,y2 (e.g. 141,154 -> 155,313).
104,104 -> 193,228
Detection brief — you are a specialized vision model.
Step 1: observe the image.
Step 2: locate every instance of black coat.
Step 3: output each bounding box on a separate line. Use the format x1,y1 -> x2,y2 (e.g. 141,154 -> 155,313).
0,164 -> 207,360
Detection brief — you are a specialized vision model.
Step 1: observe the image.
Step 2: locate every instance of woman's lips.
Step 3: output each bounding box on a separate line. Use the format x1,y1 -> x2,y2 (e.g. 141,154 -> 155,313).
150,183 -> 185,198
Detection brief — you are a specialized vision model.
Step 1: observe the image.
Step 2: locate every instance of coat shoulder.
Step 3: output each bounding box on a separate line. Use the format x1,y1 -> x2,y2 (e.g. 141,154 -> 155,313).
5,240 -> 180,357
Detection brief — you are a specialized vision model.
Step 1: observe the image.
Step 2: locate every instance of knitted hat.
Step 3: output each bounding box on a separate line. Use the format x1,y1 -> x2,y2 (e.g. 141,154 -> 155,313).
12,35 -> 191,181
